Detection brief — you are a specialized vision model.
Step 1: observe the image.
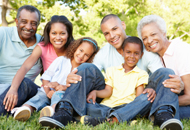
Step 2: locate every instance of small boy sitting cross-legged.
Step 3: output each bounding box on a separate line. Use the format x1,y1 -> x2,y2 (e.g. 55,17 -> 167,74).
80,36 -> 156,126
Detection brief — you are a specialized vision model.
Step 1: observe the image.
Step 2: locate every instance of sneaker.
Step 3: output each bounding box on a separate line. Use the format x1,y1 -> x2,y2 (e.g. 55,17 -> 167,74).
160,118 -> 183,130
80,115 -> 106,126
39,101 -> 75,129
154,106 -> 183,130
12,106 -> 31,121
39,106 -> 54,118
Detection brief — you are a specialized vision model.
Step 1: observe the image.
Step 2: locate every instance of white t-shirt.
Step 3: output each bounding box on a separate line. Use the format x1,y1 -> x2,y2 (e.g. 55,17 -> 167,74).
40,56 -> 74,92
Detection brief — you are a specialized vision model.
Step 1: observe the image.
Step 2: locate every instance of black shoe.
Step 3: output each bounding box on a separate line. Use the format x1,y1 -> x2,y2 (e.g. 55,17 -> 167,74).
80,115 -> 106,126
154,106 -> 183,130
39,101 -> 75,129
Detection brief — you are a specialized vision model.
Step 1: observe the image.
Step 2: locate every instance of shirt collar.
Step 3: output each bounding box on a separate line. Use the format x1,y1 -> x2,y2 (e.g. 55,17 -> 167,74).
11,26 -> 22,42
117,64 -> 141,73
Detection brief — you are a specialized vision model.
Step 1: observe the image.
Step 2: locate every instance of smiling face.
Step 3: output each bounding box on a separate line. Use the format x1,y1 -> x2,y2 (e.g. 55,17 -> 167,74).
141,22 -> 167,56
101,17 -> 127,51
16,9 -> 39,42
123,42 -> 143,71
73,41 -> 94,66
49,22 -> 68,51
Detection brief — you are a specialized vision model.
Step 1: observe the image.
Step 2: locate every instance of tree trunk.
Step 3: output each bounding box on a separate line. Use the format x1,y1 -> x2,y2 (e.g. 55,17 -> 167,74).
1,0 -> 9,26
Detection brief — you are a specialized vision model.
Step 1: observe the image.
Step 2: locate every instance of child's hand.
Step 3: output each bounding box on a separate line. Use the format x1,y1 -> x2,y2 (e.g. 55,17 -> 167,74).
54,84 -> 70,91
86,90 -> 97,104
66,69 -> 81,86
47,90 -> 55,99
44,82 -> 59,89
143,88 -> 156,103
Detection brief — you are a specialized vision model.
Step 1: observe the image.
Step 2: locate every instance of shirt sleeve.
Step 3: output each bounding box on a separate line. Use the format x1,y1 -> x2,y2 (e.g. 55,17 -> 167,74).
136,70 -> 149,88
0,27 -> 6,50
143,49 -> 163,73
40,56 -> 63,81
176,44 -> 190,76
93,49 -> 104,71
104,67 -> 114,88
37,42 -> 45,56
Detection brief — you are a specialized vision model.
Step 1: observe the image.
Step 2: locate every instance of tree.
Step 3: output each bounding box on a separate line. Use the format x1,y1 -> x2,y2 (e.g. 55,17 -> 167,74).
1,0 -> 16,26
0,0 -> 75,26
1,0 -> 190,44
145,0 -> 190,42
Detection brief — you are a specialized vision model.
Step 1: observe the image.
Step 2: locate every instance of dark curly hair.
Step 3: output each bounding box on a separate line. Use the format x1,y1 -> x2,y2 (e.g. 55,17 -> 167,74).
41,15 -> 74,52
65,37 -> 99,63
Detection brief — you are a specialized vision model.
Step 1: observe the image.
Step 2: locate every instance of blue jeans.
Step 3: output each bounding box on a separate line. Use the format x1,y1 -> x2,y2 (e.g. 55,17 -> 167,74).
87,93 -> 151,122
25,90 -> 65,111
179,106 -> 190,119
0,78 -> 39,115
87,68 -> 179,122
59,64 -> 179,122
59,63 -> 105,116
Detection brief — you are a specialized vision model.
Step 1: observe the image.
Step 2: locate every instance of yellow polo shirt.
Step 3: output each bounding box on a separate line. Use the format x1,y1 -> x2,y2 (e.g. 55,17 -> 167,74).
100,65 -> 149,108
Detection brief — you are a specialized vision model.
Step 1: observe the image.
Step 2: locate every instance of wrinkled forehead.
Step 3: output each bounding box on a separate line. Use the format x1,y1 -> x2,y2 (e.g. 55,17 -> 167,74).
19,9 -> 39,23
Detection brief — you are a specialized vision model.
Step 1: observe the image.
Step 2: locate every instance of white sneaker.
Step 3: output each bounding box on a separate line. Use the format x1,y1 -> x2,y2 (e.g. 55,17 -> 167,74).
12,106 -> 31,121
39,106 -> 54,118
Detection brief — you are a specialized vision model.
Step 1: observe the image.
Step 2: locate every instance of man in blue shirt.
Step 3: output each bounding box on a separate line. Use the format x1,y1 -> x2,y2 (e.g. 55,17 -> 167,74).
0,5 -> 42,115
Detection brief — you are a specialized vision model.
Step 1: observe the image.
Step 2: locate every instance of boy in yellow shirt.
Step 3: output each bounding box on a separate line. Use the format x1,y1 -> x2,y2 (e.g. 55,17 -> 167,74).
81,36 -> 156,126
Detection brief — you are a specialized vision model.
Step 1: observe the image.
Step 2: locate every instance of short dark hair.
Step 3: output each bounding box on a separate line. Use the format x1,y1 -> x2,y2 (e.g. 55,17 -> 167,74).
101,14 -> 120,25
17,5 -> 41,24
122,36 -> 144,53
41,15 -> 74,52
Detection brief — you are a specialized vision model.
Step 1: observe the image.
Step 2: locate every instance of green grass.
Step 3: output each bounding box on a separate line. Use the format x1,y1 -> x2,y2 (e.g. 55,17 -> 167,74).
0,112 -> 190,130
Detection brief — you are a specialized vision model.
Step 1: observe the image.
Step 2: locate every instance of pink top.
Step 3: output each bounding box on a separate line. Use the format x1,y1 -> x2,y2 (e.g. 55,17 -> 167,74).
163,38 -> 190,76
38,42 -> 58,71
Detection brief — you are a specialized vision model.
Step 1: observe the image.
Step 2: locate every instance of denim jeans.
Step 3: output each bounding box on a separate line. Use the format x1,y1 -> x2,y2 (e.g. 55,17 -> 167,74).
0,78 -> 39,115
86,68 -> 179,122
59,63 -> 105,116
87,93 -> 151,122
59,64 -> 179,122
179,106 -> 190,119
25,90 -> 65,111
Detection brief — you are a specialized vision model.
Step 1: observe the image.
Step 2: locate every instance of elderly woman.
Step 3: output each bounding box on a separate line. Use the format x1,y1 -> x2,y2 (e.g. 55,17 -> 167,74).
137,14 -> 190,127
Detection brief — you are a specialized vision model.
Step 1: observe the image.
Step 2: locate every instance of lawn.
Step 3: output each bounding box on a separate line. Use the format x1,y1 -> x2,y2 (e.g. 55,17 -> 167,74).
0,112 -> 190,130
26,76 -> 190,130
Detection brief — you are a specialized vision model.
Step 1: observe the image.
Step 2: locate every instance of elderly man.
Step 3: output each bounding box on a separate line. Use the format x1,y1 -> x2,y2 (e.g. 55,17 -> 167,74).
0,5 -> 42,115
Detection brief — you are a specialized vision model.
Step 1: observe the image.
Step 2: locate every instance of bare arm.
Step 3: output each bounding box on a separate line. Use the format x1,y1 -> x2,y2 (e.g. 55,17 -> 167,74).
96,85 -> 113,98
87,84 -> 112,104
135,84 -> 145,97
3,45 -> 42,111
178,74 -> 190,106
42,79 -> 51,94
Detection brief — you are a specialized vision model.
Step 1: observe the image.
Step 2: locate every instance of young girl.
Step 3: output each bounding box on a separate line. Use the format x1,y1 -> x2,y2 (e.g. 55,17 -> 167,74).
9,15 -> 73,118
12,37 -> 99,121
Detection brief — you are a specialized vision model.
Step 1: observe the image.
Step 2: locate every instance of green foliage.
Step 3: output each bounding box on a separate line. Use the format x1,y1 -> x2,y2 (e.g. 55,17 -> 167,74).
144,0 -> 190,43
4,0 -> 190,46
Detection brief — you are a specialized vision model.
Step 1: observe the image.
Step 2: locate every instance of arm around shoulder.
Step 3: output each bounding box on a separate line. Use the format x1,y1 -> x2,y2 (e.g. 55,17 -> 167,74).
178,74 -> 190,106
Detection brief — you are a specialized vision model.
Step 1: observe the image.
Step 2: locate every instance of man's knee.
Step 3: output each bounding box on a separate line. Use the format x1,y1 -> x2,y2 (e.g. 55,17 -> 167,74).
77,63 -> 97,72
153,68 -> 175,76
